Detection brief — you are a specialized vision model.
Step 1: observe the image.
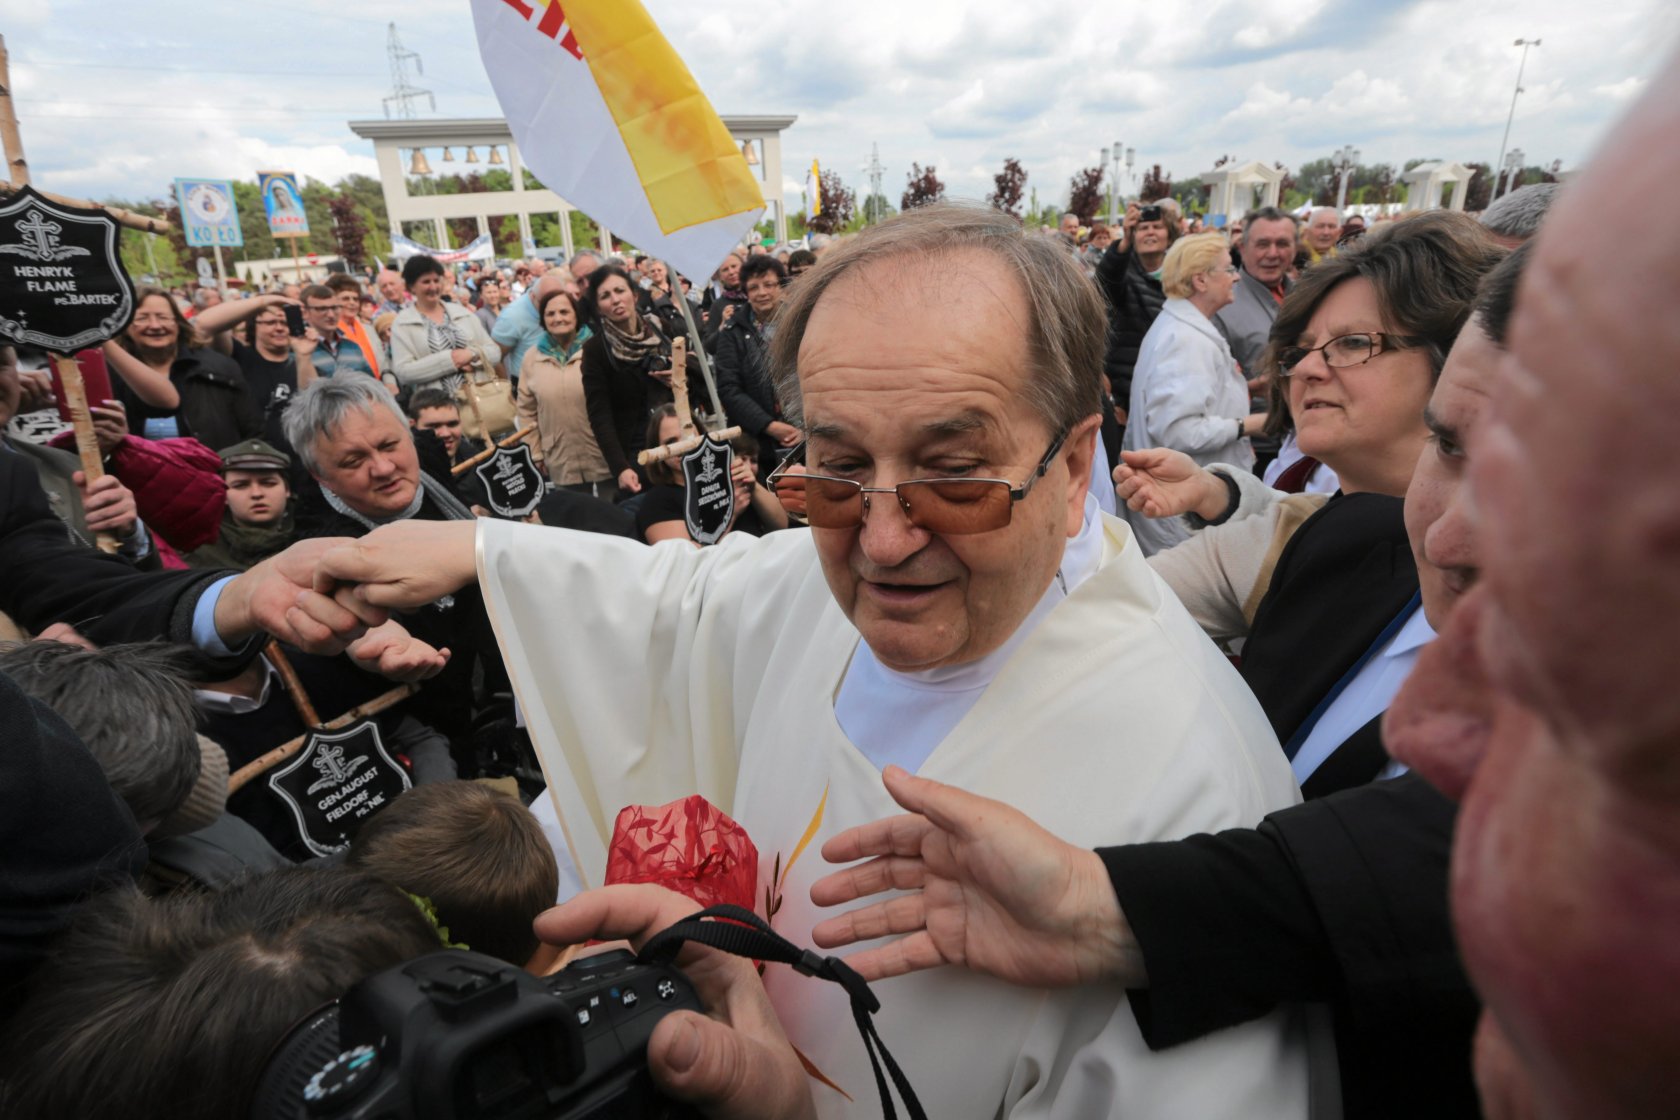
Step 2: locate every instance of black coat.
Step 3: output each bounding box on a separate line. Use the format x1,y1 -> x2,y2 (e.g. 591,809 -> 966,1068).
291,472 -> 504,748
579,331 -> 699,479
113,347 -> 263,453
1105,775 -> 1478,1119
1095,244 -> 1166,405
713,306 -> 779,440
0,451 -> 244,675
1240,491 -> 1421,794
700,290 -> 748,353
0,670 -> 147,1018
1101,491 -> 1478,1116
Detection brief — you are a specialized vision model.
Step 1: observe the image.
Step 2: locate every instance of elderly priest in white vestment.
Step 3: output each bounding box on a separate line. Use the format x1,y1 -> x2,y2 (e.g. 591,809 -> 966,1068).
316,205 -> 1312,1119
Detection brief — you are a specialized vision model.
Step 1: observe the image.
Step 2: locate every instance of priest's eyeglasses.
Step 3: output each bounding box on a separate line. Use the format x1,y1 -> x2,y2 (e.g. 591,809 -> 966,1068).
1277,332 -> 1427,375
767,432 -> 1068,535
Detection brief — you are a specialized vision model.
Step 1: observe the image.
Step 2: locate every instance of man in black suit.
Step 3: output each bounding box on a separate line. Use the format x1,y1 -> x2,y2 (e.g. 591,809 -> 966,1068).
807,242 -> 1539,1119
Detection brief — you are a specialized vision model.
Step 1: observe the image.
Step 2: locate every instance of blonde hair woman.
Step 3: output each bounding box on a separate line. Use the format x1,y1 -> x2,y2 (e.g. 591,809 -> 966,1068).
1119,232 -> 1255,555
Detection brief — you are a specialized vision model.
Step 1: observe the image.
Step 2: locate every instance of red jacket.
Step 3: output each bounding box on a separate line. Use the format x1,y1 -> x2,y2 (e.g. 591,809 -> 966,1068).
50,432 -> 227,555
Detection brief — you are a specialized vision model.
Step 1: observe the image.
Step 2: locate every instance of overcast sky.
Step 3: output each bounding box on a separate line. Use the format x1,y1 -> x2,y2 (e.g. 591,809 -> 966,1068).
6,0 -> 1676,220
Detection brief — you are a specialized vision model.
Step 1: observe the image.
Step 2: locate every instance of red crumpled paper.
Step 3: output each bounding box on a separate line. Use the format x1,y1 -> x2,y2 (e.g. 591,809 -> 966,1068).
604,794 -> 760,913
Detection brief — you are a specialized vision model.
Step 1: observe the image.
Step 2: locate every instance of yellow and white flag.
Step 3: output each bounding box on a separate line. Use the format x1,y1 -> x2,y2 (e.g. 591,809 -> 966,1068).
472,0 -> 765,282
805,158 -> 822,218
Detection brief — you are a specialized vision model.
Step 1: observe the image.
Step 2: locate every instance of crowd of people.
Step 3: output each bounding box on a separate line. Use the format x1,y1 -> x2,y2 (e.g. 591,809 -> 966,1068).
1,53 -> 1676,1120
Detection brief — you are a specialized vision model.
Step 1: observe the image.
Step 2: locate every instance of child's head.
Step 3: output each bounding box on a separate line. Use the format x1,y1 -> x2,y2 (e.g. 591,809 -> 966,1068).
347,782 -> 558,966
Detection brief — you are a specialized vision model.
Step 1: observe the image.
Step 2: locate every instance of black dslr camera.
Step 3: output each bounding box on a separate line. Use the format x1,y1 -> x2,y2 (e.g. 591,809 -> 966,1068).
252,949 -> 705,1120
640,339 -> 674,375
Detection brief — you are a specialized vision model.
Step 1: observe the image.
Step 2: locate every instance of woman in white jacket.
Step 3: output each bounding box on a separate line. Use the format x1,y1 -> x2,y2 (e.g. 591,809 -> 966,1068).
388,254 -> 504,399
1121,232 -> 1257,555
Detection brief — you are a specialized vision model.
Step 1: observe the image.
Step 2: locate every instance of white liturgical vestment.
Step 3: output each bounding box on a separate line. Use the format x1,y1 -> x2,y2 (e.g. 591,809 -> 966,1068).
477,515 -> 1309,1119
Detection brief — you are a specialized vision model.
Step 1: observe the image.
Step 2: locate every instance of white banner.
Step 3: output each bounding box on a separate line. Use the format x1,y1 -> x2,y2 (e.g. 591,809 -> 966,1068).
390,232 -> 496,264
471,0 -> 764,283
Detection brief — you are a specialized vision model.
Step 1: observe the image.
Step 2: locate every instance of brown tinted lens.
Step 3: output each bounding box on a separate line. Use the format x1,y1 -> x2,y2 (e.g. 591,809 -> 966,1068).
899,479 -> 1012,534
777,475 -> 863,528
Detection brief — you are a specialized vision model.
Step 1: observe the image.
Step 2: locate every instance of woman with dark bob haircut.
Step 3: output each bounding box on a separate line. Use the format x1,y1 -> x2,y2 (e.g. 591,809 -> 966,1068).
1115,209 -> 1506,642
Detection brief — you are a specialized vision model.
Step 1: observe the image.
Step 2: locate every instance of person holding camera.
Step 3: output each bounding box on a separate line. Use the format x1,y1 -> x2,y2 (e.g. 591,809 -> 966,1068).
1096,200 -> 1181,418
580,264 -> 700,497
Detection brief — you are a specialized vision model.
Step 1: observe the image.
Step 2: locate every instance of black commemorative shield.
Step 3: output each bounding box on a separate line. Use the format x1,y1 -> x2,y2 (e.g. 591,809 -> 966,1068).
266,720 -> 411,858
474,443 -> 545,518
681,436 -> 736,545
0,186 -> 136,351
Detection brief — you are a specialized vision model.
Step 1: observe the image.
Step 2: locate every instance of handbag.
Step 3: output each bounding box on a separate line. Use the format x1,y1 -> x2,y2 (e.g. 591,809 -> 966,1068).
457,367 -> 516,441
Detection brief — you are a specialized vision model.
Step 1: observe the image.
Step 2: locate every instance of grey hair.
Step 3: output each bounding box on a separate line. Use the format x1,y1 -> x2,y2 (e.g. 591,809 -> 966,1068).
191,288 -> 221,310
1479,183 -> 1562,242
767,202 -> 1104,435
0,641 -> 200,825
568,249 -> 605,268
282,375 -> 409,475
1243,205 -> 1298,230
1310,206 -> 1342,223
1060,211 -> 1079,223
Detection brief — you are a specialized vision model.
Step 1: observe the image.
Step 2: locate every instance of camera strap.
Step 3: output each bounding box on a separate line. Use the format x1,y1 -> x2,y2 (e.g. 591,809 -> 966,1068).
638,904 -> 927,1120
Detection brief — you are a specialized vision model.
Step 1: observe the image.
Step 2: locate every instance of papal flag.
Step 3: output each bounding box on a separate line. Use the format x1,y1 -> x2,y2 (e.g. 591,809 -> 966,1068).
805,158 -> 822,218
472,0 -> 765,283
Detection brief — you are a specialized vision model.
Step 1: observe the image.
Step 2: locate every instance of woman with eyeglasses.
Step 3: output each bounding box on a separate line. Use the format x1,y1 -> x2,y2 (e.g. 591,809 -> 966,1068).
1118,232 -> 1257,555
1115,212 -> 1506,657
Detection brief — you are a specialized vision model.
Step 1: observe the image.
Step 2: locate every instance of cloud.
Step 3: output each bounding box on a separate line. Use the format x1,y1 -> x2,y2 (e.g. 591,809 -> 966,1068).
6,0 -> 1674,225
1594,76 -> 1646,99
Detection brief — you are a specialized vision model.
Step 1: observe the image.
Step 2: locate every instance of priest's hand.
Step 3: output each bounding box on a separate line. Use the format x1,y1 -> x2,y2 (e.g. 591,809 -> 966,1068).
809,765 -> 1146,990
214,537 -> 387,654
345,619 -> 451,681
314,520 -> 479,612
1112,448 -> 1231,521
536,884 -> 816,1120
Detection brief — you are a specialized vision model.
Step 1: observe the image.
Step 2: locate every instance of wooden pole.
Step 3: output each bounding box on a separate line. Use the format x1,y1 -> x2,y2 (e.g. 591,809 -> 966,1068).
671,337 -> 697,437
290,233 -> 305,282
227,682 -> 419,793
0,181 -> 173,236
0,35 -> 31,187
0,40 -> 172,237
265,640 -> 322,727
212,243 -> 227,293
451,423 -> 538,476
637,426 -> 741,467
51,354 -> 120,553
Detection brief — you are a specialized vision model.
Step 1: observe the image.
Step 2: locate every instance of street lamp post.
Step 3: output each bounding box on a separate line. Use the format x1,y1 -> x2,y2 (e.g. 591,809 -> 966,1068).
1495,38 -> 1541,201
1101,147 -> 1110,225
1501,147 -> 1526,200
1110,141 -> 1122,224
1333,144 -> 1361,212
1125,147 -> 1136,196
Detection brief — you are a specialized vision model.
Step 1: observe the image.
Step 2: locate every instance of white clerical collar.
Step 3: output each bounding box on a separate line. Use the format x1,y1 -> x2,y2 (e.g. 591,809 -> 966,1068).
856,491 -> 1105,694
194,656 -> 277,715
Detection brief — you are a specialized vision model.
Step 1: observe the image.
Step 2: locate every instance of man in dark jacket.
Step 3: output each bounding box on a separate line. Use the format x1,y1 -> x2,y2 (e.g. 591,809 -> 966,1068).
714,255 -> 800,474
281,376 -> 508,773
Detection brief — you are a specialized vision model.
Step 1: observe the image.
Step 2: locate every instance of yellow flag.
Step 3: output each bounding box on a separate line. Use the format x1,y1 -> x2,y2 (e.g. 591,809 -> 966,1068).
473,0 -> 765,279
